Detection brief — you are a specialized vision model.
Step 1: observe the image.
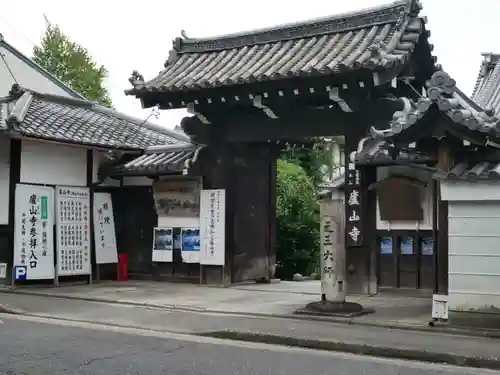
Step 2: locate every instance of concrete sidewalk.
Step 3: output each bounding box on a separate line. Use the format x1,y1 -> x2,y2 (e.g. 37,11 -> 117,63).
1,292 -> 500,370
0,280 -> 433,329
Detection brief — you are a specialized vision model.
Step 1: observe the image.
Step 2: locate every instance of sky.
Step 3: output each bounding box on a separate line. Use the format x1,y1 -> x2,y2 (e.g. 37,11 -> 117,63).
1,0 -> 499,129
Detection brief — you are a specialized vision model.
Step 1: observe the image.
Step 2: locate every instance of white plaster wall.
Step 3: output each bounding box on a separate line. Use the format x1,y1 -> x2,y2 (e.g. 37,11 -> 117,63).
448,201 -> 500,312
0,137 -> 10,225
0,45 -> 76,98
376,166 -> 433,230
20,140 -> 87,186
441,181 -> 500,201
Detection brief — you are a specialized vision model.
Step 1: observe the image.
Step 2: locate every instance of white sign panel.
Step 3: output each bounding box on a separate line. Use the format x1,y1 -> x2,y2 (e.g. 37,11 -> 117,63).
14,184 -> 55,280
152,227 -> 173,262
0,263 -> 7,279
56,186 -> 91,276
93,193 -> 118,264
200,189 -> 226,266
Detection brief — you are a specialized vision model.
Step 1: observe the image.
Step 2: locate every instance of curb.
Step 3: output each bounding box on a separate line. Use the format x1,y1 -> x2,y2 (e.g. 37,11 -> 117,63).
2,288 -> 500,339
0,304 -> 24,315
199,331 -> 500,370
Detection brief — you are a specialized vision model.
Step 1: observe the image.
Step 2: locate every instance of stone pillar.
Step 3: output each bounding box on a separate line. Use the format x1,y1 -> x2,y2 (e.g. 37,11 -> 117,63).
320,190 -> 346,302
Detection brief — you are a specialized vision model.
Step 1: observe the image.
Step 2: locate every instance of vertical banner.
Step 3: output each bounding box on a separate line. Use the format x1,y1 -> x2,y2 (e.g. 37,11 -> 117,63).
345,159 -> 363,247
56,186 -> 91,276
181,228 -> 200,263
200,189 -> 226,266
14,184 -> 55,280
93,192 -> 118,264
152,227 -> 173,262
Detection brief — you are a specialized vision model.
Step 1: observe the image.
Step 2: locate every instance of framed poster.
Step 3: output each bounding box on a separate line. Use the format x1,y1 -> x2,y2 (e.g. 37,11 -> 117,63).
93,193 -> 118,264
200,189 -> 226,266
56,186 -> 91,276
400,236 -> 414,255
14,184 -> 55,280
181,228 -> 200,263
380,237 -> 393,255
152,227 -> 173,262
421,237 -> 434,256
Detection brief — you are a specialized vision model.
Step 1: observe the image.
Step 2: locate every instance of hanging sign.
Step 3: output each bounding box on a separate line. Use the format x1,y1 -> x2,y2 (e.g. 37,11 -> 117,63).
152,180 -> 200,218
200,189 -> 226,266
13,184 -> 55,280
345,161 -> 363,247
152,227 -> 173,262
56,186 -> 91,276
93,192 -> 118,264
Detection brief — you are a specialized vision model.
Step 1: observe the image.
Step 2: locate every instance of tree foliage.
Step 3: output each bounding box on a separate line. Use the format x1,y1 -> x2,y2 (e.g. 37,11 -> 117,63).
33,20 -> 113,107
275,159 -> 320,279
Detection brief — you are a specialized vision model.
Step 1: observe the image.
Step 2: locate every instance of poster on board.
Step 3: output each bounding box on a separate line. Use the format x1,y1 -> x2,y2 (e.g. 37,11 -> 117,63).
56,186 -> 91,276
181,228 -> 200,263
200,189 -> 226,266
421,237 -> 434,256
93,192 -> 118,264
152,227 -> 173,262
380,237 -> 393,255
14,184 -> 55,280
400,236 -> 414,255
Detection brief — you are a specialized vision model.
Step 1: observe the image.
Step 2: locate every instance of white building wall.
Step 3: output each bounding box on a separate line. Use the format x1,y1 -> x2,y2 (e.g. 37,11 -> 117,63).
448,201 -> 500,312
376,166 -> 433,230
20,140 -> 87,186
0,136 -> 10,225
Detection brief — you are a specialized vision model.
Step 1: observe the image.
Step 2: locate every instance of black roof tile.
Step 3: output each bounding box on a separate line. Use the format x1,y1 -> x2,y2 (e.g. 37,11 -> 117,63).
433,161 -> 500,182
369,70 -> 500,139
127,0 -> 430,96
2,85 -> 190,149
472,53 -> 500,117
114,144 -> 200,175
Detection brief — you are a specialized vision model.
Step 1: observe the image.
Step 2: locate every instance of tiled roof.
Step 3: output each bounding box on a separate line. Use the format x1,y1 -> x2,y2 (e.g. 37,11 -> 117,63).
471,53 -> 500,117
369,70 -> 500,139
355,138 -> 433,164
127,0 -> 431,96
114,143 -> 201,175
433,161 -> 500,182
2,85 -> 190,149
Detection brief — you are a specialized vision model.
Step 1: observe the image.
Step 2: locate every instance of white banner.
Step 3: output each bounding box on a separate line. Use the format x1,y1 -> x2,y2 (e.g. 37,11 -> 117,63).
93,193 -> 118,264
56,186 -> 91,276
200,189 -> 226,266
14,184 -> 55,280
152,227 -> 173,262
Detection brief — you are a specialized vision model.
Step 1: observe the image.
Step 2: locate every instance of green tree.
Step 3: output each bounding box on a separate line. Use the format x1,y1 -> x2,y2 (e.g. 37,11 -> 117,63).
33,19 -> 113,107
275,159 -> 320,279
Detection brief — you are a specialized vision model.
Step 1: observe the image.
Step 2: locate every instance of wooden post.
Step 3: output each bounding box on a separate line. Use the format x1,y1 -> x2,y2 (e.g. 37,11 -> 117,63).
436,140 -> 453,295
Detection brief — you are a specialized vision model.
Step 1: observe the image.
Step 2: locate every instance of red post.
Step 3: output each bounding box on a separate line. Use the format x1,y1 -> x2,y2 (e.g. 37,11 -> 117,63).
118,253 -> 129,281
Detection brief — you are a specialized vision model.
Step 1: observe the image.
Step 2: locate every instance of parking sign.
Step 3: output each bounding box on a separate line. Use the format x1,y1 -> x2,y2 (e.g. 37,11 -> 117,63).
14,265 -> 27,281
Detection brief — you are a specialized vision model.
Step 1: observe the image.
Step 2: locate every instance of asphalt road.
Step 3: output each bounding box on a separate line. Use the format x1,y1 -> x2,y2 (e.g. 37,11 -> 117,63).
0,314 -> 498,375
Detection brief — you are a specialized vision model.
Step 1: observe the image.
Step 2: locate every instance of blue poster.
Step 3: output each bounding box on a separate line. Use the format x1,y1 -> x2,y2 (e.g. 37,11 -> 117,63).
181,228 -> 200,252
421,237 -> 434,256
380,237 -> 393,254
400,236 -> 414,255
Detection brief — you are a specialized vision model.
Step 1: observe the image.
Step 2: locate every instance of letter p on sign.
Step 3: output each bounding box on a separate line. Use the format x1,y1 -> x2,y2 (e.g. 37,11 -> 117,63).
14,265 -> 27,281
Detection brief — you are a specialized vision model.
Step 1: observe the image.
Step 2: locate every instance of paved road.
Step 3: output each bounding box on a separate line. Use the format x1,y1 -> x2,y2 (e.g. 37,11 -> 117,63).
0,314 -> 498,375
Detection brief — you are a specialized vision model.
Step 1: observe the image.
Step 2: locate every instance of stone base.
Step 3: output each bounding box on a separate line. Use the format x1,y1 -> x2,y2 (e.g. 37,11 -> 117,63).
296,300 -> 374,318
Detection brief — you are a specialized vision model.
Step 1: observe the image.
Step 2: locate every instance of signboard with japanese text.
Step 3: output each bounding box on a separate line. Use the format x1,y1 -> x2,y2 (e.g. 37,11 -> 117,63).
200,189 -> 226,266
152,227 -> 173,262
345,162 -> 363,247
56,186 -> 91,276
93,193 -> 118,264
14,184 -> 55,280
